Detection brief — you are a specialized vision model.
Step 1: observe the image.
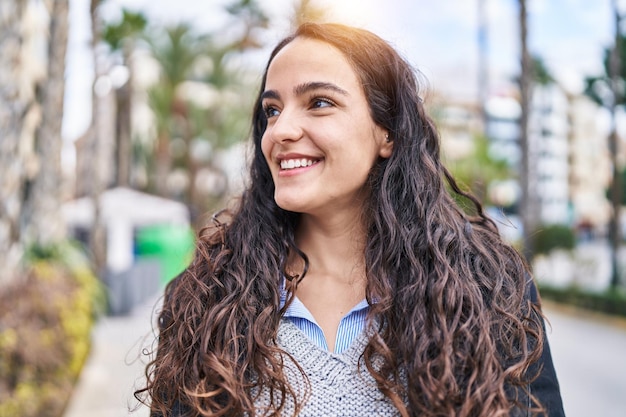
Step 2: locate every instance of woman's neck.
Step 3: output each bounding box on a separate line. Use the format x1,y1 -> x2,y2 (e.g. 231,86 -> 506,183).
289,212 -> 369,352
293,212 -> 367,283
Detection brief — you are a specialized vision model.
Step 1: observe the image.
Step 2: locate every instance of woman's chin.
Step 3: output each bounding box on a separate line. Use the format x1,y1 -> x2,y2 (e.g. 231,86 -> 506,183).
274,199 -> 303,213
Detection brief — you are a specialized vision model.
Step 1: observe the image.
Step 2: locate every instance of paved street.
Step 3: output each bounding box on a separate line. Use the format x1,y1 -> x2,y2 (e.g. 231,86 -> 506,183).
63,294 -> 626,417
544,302 -> 626,417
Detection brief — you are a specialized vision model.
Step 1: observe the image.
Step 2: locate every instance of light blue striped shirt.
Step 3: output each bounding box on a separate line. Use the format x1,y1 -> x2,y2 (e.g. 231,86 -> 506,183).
281,294 -> 370,354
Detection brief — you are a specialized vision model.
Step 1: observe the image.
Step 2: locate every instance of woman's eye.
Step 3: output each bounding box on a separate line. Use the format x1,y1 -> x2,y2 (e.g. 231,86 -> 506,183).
263,106 -> 280,119
311,98 -> 334,109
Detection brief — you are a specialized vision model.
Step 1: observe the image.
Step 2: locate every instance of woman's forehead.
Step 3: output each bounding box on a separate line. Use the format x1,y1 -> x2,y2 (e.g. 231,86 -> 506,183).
265,38 -> 359,91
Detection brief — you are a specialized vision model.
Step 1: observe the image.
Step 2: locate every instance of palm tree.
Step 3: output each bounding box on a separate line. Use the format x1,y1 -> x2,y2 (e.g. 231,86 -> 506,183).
477,0 -> 489,131
86,0 -> 107,273
290,0 -> 328,29
224,0 -> 269,50
528,54 -> 555,236
103,9 -> 147,187
0,0 -> 28,284
194,0 -> 270,215
145,0 -> 269,219
21,0 -> 69,247
1,0 -> 71,280
146,23 -> 204,197
607,2 -> 623,290
518,0 -> 535,260
584,2 -> 623,289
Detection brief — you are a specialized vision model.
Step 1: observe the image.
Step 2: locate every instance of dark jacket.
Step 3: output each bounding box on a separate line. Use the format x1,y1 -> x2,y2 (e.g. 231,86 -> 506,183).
523,281 -> 566,416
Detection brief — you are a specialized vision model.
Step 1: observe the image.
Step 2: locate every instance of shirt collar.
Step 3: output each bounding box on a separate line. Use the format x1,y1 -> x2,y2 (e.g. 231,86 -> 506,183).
281,291 -> 370,320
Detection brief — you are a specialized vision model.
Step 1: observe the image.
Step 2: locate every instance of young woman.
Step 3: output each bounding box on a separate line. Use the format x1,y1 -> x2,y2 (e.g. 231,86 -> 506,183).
140,22 -> 565,417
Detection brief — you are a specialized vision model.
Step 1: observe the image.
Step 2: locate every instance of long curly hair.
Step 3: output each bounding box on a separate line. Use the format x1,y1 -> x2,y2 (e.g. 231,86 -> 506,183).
138,22 -> 545,417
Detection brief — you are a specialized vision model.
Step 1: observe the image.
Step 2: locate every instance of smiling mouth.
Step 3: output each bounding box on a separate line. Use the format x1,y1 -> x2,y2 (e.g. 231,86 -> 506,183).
280,158 -> 320,170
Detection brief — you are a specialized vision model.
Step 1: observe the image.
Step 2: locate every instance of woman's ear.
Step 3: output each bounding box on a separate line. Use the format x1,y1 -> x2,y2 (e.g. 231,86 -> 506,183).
379,132 -> 393,158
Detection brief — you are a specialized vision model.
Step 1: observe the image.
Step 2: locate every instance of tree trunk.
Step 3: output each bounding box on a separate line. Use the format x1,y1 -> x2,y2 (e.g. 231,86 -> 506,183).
155,132 -> 171,196
0,0 -> 27,284
21,0 -> 69,246
115,46 -> 133,188
88,0 -> 107,275
477,0 -> 489,131
115,81 -> 132,187
518,0 -> 536,261
608,0 -> 622,289
183,115 -> 200,222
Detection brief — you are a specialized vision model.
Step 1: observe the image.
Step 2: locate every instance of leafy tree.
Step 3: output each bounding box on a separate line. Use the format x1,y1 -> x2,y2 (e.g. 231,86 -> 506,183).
584,8 -> 623,289
448,135 -> 512,211
584,33 -> 626,107
532,55 -> 554,86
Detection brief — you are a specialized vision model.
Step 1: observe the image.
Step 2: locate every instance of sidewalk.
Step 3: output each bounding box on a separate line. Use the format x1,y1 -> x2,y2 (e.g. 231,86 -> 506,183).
63,293 -> 163,417
542,301 -> 626,417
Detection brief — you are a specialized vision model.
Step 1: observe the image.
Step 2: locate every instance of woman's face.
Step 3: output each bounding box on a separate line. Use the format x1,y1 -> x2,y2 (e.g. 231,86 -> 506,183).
260,37 -> 392,218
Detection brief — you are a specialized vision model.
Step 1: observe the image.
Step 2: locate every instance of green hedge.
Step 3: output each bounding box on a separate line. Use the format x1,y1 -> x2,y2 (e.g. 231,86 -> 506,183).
0,243 -> 103,417
532,224 -> 576,255
538,284 -> 626,318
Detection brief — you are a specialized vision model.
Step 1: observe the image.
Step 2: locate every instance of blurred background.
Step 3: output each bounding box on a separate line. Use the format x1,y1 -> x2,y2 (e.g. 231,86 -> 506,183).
1,0 -> 625,416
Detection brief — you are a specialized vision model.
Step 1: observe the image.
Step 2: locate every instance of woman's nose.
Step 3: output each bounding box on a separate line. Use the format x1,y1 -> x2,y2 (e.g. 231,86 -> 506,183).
268,110 -> 304,143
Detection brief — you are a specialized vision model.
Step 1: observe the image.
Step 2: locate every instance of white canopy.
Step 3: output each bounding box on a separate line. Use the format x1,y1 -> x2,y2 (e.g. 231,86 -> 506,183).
62,187 -> 189,228
62,187 -> 190,272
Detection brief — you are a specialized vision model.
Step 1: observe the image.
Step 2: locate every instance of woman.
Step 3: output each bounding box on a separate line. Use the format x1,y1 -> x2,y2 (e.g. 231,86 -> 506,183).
139,22 -> 565,417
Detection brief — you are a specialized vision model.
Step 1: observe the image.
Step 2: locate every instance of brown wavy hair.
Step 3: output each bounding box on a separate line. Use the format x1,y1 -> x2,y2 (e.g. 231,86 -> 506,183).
138,22 -> 545,417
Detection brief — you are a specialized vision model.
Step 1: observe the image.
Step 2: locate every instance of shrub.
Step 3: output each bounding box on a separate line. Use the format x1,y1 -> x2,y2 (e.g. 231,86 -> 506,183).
539,285 -> 626,318
0,242 -> 102,417
532,224 -> 576,255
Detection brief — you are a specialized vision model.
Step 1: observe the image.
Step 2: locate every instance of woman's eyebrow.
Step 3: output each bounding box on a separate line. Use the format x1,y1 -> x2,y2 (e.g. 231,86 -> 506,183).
261,81 -> 349,101
261,90 -> 280,101
293,81 -> 349,97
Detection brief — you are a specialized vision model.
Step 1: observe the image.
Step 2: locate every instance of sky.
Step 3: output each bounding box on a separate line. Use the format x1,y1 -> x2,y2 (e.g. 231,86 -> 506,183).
63,0 -> 616,141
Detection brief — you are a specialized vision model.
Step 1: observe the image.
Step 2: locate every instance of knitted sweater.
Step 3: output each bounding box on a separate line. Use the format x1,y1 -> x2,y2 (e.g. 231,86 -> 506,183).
252,319 -> 400,417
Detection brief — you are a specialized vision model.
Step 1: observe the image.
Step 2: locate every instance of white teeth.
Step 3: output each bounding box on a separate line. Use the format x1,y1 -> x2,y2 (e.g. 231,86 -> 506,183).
280,158 -> 316,170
